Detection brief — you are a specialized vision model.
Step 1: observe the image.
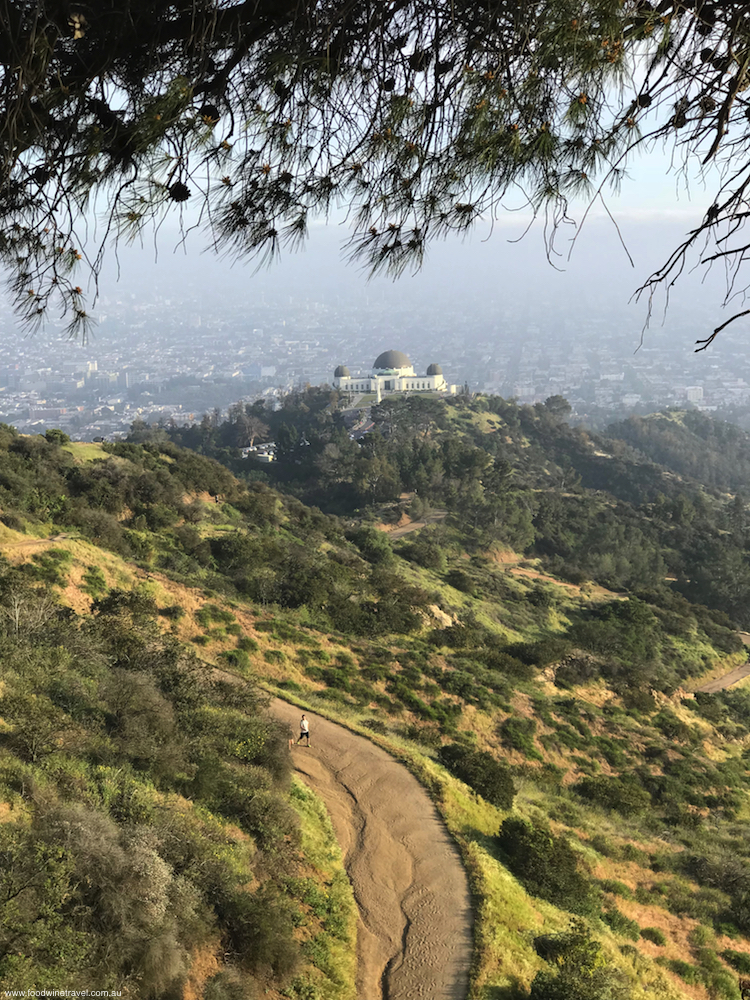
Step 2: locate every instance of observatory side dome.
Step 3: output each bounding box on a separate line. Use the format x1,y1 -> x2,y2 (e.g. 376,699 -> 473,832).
334,365 -> 350,378
373,350 -> 411,370
426,363 -> 443,376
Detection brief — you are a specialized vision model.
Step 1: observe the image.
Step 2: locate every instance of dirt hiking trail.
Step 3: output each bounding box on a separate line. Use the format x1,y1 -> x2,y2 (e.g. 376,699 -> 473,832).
381,510 -> 448,540
696,659 -> 750,693
270,700 -> 472,1000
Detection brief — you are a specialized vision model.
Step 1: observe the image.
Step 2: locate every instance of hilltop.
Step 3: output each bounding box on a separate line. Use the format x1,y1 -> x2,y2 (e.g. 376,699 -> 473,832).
3,402 -> 750,1000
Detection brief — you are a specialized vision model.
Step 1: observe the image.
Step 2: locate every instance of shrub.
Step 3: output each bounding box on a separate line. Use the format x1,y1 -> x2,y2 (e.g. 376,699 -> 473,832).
362,719 -> 388,735
158,604 -> 185,620
621,843 -> 648,864
445,569 -> 474,593
264,649 -> 286,664
438,744 -> 515,809
497,817 -> 598,915
401,537 -> 447,571
530,921 -> 632,1000
348,526 -> 394,565
237,636 -> 259,652
204,971 -> 258,1000
602,908 -> 640,941
666,960 -> 702,986
219,649 -> 251,670
82,565 -> 108,599
220,888 -> 300,977
599,879 -> 633,899
197,603 -> 236,626
688,924 -> 715,948
508,636 -> 571,668
45,428 -> 71,445
0,511 -> 24,530
589,834 -> 616,858
402,723 -> 442,749
640,927 -> 666,946
573,775 -> 651,817
499,716 -> 542,760
721,950 -> 750,975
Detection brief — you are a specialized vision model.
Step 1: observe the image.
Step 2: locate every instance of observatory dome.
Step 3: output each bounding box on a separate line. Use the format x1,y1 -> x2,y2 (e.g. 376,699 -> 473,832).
373,350 -> 412,371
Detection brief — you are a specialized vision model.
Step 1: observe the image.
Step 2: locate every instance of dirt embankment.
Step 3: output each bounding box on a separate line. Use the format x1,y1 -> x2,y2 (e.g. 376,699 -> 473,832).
269,700 -> 472,1000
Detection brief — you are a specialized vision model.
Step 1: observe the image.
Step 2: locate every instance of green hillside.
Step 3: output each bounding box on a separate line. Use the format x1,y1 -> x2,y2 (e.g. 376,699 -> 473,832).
606,410 -> 750,493
2,404 -> 750,1000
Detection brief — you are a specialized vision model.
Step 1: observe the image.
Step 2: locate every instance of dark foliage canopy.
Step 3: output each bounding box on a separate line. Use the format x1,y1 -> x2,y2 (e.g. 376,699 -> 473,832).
4,1 -> 750,340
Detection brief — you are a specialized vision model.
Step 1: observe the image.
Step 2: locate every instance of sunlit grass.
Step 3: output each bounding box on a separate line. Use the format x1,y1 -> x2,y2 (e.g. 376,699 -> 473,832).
290,777 -> 357,1000
62,441 -> 106,462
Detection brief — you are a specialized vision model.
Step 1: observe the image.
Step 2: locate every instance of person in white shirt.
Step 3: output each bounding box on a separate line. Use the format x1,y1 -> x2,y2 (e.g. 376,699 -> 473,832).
295,714 -> 311,747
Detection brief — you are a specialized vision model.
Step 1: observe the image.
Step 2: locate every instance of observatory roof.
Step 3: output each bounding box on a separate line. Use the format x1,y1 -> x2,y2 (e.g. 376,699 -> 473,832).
334,365 -> 350,378
373,350 -> 411,370
426,363 -> 443,376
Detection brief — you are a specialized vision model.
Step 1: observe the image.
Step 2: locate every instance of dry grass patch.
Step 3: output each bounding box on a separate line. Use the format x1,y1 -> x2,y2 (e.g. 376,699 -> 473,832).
0,801 -> 16,823
182,944 -> 222,1000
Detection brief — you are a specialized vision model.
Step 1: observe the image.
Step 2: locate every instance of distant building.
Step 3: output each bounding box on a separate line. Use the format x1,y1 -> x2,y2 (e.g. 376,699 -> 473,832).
685,385 -> 704,403
332,350 -> 456,401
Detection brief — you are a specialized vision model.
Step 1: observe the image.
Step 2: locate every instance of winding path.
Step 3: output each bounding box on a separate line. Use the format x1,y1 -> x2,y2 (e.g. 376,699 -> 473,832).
381,510 -> 448,540
269,700 -> 473,1000
695,659 -> 750,693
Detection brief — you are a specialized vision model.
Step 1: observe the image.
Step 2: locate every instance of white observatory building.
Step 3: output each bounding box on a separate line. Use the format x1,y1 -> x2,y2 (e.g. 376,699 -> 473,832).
333,350 -> 456,400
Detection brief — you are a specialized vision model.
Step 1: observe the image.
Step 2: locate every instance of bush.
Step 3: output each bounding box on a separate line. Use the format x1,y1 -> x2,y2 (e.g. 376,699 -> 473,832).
401,537 -> 447,571
362,719 -> 388,735
602,907 -> 640,941
263,649 -> 286,665
573,775 -> 651,817
640,927 -> 666,946
497,817 -> 598,915
204,971 -> 258,1000
508,636 -> 571,668
348,526 -> 394,565
721,949 -> 750,975
158,604 -> 185,620
666,960 -> 702,986
220,888 -> 300,977
589,834 -> 616,858
82,565 -> 108,599
445,569 -> 474,593
530,921 -> 632,1000
45,428 -> 71,445
437,743 -> 516,808
599,879 -> 633,899
219,649 -> 251,670
499,716 -> 542,760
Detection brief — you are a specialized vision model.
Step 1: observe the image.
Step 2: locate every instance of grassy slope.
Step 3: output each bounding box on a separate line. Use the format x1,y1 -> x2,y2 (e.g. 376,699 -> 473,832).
1,504 -> 745,1000
0,482 -> 357,997
3,430 -> 750,999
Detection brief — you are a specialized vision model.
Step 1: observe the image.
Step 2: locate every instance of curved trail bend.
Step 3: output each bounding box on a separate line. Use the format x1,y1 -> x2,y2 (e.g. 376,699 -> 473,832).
269,700 -> 472,1000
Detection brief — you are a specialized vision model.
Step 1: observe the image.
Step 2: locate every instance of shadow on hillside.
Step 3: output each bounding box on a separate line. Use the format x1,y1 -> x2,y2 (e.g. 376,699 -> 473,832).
479,981 -> 528,1000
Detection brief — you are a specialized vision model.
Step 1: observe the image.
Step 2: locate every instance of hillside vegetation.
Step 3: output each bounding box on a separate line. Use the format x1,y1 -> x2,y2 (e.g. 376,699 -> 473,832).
2,401 -> 750,1000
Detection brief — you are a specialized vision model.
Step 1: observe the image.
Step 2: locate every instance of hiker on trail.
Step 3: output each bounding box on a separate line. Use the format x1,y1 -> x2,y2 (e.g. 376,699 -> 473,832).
296,714 -> 311,747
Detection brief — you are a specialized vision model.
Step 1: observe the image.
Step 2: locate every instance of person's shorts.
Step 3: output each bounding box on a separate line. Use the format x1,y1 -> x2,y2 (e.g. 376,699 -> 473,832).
299,730 -> 310,739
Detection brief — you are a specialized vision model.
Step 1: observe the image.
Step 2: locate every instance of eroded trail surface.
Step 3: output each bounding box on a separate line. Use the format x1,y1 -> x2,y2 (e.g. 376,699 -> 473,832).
270,700 -> 472,1000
